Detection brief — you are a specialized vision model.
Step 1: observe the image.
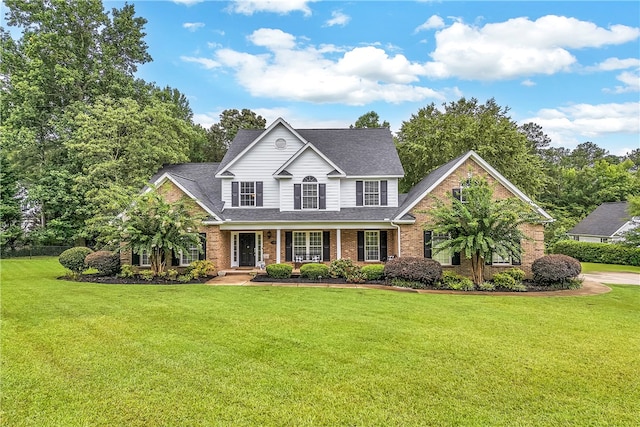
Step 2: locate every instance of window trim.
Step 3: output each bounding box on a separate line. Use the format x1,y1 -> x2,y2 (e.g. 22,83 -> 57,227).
292,230 -> 323,262
240,181 -> 256,207
180,244 -> 200,267
364,230 -> 380,262
140,250 -> 151,267
431,233 -> 453,266
302,176 -> 318,210
363,180 -> 380,206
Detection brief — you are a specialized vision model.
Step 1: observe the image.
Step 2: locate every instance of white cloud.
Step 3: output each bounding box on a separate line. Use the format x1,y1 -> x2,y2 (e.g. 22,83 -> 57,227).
325,10 -> 351,27
248,28 -> 297,50
183,22 -> 204,32
180,56 -> 220,69
426,15 -> 640,80
414,15 -> 445,33
592,57 -> 640,71
608,69 -> 640,94
522,102 -> 640,147
227,0 -> 315,16
521,79 -> 536,87
173,0 -> 204,5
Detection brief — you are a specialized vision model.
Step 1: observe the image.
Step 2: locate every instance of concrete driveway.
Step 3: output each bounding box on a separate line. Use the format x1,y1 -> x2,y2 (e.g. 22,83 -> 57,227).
581,272 -> 640,285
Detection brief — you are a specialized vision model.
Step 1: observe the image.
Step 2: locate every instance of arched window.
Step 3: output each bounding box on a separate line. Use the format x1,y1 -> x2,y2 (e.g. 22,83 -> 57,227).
302,176 -> 318,209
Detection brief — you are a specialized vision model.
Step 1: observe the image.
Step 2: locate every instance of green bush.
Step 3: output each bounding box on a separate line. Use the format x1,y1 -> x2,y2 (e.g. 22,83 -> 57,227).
188,260 -> 215,278
167,269 -> 179,281
329,259 -> 358,279
346,269 -> 366,284
477,281 -> 495,291
504,267 -> 526,282
300,263 -> 330,280
119,264 -> 135,278
266,263 -> 293,279
553,240 -> 640,266
59,247 -> 94,273
439,271 -> 474,291
140,270 -> 155,281
532,254 -> 582,286
177,273 -> 193,283
492,272 -> 526,291
361,264 -> 385,281
384,257 -> 442,285
84,250 -> 120,276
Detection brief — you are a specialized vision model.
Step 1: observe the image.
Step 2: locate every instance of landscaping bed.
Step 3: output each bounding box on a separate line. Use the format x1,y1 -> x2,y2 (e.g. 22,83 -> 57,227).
62,274 -> 212,285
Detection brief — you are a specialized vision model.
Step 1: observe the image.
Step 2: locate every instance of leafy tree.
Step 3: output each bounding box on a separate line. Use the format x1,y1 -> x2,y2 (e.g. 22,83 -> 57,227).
629,195 -> 640,217
426,177 -> 540,285
0,151 -> 23,250
565,142 -> 611,169
396,98 -> 545,197
103,188 -> 204,275
204,109 -> 266,162
352,111 -> 390,129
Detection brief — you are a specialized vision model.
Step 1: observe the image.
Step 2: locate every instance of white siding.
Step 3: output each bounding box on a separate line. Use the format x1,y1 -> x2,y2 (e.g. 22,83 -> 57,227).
223,125 -> 304,209
340,178 -> 399,208
280,148 -> 339,211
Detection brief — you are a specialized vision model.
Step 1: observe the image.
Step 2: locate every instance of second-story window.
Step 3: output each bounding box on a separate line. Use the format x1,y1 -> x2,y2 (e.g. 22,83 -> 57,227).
364,181 -> 379,206
240,182 -> 255,206
302,176 -> 318,209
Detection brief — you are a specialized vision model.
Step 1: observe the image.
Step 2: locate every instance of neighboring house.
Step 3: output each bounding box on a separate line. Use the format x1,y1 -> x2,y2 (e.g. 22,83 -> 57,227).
124,118 -> 552,278
567,201 -> 639,243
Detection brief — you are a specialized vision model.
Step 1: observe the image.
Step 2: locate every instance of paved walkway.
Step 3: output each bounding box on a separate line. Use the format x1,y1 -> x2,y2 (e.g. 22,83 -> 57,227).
206,274 -> 621,297
581,272 -> 639,286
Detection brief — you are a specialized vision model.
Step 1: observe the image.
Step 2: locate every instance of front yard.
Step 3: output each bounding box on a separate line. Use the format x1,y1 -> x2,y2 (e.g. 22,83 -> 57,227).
2,257 -> 639,426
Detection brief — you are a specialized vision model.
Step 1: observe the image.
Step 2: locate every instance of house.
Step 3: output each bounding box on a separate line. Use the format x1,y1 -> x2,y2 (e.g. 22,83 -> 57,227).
125,118 -> 552,278
567,201 -> 638,243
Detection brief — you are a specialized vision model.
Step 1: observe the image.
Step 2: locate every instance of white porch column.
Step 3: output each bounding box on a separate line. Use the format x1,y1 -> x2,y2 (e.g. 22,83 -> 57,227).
276,227 -> 281,263
336,228 -> 342,259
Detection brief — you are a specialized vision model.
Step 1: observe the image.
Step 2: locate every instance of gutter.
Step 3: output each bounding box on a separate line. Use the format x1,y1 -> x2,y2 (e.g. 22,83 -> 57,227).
390,221 -> 402,257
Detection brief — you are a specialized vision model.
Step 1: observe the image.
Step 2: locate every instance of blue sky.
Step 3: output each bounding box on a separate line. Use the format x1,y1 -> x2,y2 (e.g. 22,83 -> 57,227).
10,1 -> 640,155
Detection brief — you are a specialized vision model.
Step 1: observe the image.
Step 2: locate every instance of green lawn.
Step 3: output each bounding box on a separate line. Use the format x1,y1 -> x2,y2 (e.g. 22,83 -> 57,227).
2,258 -> 639,426
581,262 -> 640,274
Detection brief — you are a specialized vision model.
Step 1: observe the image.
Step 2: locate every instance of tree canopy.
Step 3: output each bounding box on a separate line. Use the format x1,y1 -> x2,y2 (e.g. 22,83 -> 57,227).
352,111 -> 390,129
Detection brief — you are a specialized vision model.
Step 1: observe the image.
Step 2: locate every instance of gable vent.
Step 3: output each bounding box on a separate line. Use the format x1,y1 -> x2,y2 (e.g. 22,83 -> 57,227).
275,138 -> 287,149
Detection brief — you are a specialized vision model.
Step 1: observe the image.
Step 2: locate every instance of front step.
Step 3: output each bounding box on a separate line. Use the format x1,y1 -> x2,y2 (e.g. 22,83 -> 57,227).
218,269 -> 262,276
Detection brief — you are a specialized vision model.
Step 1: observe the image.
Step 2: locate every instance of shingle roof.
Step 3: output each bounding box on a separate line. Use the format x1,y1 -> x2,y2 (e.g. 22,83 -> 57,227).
216,127 -> 404,177
568,201 -> 632,237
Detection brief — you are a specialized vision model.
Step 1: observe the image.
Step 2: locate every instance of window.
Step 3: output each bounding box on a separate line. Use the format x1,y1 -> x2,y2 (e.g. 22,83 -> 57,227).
453,179 -> 471,203
140,250 -> 150,266
240,182 -> 255,206
432,233 -> 452,265
364,231 -> 380,261
293,231 -> 323,261
364,181 -> 379,206
180,244 -> 200,266
302,176 -> 318,209
491,252 -> 521,266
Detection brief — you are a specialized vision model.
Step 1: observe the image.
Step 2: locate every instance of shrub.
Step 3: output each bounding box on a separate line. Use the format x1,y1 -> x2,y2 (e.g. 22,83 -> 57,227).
140,270 -> 155,281
504,267 -> 526,282
188,260 -> 215,279
59,247 -> 94,273
177,273 -> 193,283
84,251 -> 120,276
329,259 -> 358,279
553,240 -> 640,266
300,263 -> 330,280
477,281 -> 495,291
439,271 -> 474,291
384,257 -> 442,285
119,264 -> 135,278
532,254 -> 582,285
492,272 -> 526,291
167,269 -> 179,281
266,263 -> 293,279
361,264 -> 385,281
390,278 -> 426,289
346,269 -> 366,284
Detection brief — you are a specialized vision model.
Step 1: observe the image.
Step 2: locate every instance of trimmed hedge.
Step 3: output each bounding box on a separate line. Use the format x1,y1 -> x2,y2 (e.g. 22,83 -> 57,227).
266,263 -> 293,279
384,257 -> 442,285
361,264 -> 385,281
300,263 -> 330,280
553,240 -> 640,266
59,247 -> 94,273
85,251 -> 120,276
532,254 -> 582,285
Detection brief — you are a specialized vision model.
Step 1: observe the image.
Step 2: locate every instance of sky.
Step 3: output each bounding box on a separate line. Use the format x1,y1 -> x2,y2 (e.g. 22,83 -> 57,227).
7,0 -> 640,155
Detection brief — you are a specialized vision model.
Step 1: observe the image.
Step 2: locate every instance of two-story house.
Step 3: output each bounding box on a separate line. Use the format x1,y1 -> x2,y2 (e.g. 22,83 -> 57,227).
128,118 -> 552,278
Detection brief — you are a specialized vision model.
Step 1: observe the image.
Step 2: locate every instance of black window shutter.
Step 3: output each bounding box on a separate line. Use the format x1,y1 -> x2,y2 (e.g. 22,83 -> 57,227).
199,233 -> 206,260
132,251 -> 140,265
323,231 -> 330,261
319,184 -> 326,210
294,184 -> 301,210
380,181 -> 388,206
380,230 -> 388,261
357,231 -> 364,261
452,252 -> 461,265
423,231 -> 432,259
452,188 -> 461,200
356,181 -> 363,206
232,182 -> 239,207
285,232 -> 292,261
255,181 -> 263,207
172,250 -> 180,266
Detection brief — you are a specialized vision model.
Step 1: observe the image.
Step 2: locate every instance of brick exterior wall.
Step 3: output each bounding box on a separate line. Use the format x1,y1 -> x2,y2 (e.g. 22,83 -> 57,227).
399,158 -> 546,279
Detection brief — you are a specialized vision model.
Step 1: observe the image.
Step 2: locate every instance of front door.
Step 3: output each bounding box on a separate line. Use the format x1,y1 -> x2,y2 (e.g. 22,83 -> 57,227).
239,233 -> 256,267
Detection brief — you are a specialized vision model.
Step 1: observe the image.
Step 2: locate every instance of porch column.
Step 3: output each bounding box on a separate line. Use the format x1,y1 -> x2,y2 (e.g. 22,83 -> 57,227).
276,227 -> 281,263
336,228 -> 341,259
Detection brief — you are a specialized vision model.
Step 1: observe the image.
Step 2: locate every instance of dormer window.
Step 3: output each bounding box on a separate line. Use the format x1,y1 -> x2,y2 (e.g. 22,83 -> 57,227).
241,182 -> 255,206
302,176 -> 318,209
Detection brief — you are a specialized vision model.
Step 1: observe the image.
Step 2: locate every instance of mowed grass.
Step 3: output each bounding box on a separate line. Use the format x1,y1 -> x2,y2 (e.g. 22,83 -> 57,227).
2,258 -> 639,426
581,262 -> 640,274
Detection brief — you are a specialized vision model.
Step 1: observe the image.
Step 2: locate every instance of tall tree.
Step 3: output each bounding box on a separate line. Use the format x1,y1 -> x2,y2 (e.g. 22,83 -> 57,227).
518,122 -> 551,154
352,111 -> 390,129
396,98 -> 545,197
0,151 -> 23,250
426,177 -> 540,285
204,109 -> 266,162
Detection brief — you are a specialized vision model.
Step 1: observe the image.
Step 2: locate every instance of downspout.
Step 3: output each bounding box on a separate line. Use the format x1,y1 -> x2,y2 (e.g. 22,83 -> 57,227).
390,221 -> 402,258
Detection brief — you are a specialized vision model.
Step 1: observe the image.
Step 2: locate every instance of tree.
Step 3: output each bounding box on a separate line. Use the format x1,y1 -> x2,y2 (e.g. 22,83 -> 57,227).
518,122 -> 551,154
426,177 -> 540,285
352,111 -> 390,129
396,98 -> 545,197
103,188 -> 204,275
204,109 -> 266,162
0,151 -> 23,250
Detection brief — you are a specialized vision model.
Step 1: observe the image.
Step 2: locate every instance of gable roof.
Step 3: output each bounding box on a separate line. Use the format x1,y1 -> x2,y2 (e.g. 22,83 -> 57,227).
394,150 -> 553,221
215,119 -> 404,177
568,201 -> 632,237
273,143 -> 345,178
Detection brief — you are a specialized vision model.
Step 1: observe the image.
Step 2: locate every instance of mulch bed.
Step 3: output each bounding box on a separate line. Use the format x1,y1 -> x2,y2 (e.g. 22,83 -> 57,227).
61,274 -> 212,285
